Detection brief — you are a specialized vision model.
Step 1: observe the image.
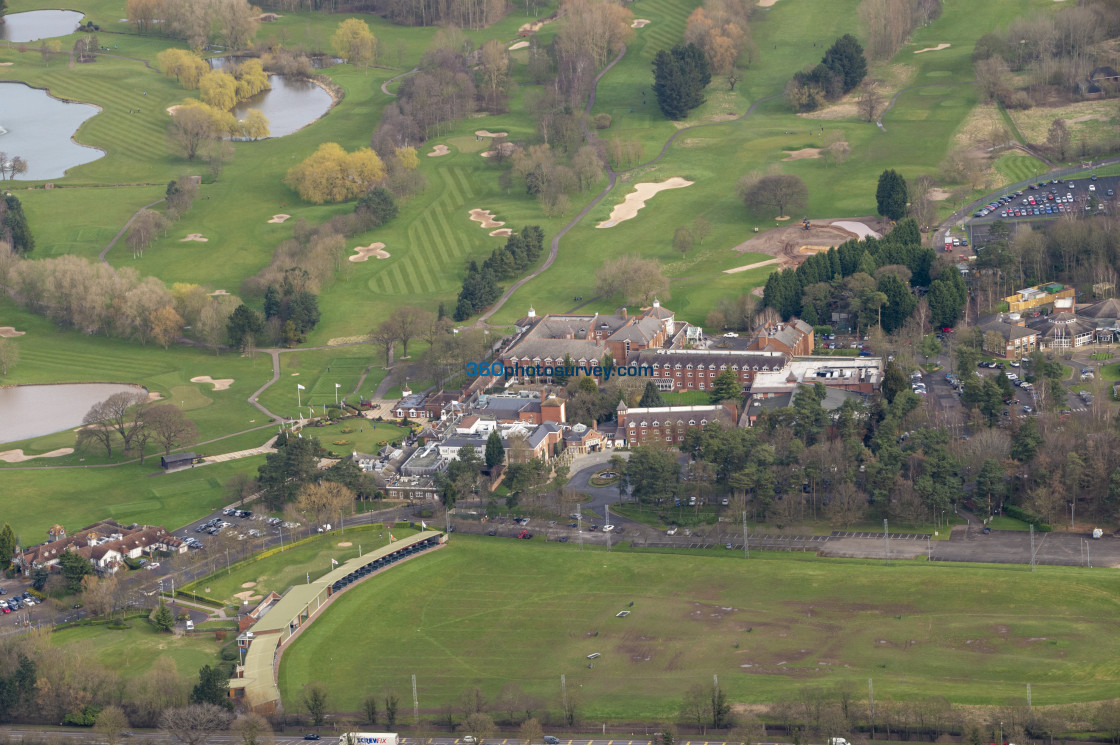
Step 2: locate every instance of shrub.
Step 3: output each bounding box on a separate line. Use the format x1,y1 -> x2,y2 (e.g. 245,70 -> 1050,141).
594,113 -> 612,129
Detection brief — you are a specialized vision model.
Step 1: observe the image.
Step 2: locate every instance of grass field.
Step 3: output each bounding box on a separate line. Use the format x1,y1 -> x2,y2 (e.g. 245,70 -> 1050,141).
278,536 -> 1120,718
995,152 -> 1050,184
181,523 -> 418,606
49,618 -> 224,680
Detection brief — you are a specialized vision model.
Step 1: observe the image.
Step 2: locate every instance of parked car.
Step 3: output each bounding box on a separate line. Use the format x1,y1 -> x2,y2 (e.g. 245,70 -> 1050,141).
602,525 -> 615,533
517,530 -> 533,539
666,527 -> 678,535
304,736 -> 321,741
544,737 -> 560,744
487,529 -> 497,536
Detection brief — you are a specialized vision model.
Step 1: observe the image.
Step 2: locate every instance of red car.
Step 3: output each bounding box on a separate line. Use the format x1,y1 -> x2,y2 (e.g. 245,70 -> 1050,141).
517,530 -> 533,539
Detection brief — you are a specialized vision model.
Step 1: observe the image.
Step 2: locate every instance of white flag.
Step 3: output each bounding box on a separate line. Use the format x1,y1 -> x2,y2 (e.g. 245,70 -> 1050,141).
335,383 -> 341,388
331,558 -> 338,565
297,384 -> 306,390
422,520 -> 427,530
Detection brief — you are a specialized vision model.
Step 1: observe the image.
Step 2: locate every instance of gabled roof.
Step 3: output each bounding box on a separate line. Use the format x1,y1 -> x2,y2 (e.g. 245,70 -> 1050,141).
1079,297 -> 1120,320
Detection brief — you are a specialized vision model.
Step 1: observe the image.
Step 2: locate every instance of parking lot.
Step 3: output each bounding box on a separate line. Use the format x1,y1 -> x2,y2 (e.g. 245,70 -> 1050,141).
966,173 -> 1120,246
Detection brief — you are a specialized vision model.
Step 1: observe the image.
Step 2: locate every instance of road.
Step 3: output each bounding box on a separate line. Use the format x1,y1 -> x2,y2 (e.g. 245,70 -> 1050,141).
0,732 -> 678,745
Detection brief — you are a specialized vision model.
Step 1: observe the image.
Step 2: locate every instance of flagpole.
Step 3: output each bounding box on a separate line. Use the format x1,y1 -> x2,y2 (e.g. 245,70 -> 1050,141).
297,385 -> 301,409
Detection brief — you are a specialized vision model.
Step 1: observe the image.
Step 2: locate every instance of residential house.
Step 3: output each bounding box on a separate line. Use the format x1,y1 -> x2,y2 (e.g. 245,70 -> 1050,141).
15,520 -> 187,576
749,318 -> 815,356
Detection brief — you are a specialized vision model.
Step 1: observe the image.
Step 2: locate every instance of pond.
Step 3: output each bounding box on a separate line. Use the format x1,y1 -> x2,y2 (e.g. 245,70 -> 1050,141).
0,10 -> 84,43
0,81 -> 104,180
0,383 -> 148,444
209,58 -> 335,137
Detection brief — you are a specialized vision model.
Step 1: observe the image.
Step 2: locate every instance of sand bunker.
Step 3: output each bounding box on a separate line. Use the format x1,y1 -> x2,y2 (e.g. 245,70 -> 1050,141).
489,228 -> 513,237
927,188 -> 952,201
469,209 -> 505,229
481,142 -> 516,158
518,18 -> 553,34
800,245 -> 836,254
191,376 -> 234,390
147,391 -> 164,402
166,105 -> 183,115
0,448 -> 73,463
631,19 -> 651,28
723,258 -> 782,274
180,234 -> 208,242
596,178 -> 694,228
475,130 -> 508,138
350,243 -> 390,262
209,289 -> 229,296
0,62 -> 13,67
757,0 -> 781,6
509,41 -> 530,50
268,214 -> 291,223
428,144 -> 451,157
0,326 -> 26,338
338,542 -> 353,547
233,591 -> 262,604
831,221 -> 882,240
240,581 -> 256,588
914,43 -> 951,54
783,148 -> 822,160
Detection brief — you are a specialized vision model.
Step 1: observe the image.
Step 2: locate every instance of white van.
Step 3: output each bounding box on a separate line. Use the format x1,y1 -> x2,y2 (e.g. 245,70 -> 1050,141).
185,620 -> 194,631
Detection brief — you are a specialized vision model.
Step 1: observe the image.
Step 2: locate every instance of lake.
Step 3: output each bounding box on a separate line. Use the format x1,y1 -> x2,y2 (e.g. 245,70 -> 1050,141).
208,58 -> 334,137
0,10 -> 84,43
0,81 -> 104,180
0,383 -> 147,444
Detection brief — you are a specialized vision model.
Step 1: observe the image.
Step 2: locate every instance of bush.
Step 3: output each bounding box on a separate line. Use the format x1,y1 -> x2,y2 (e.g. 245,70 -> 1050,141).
593,113 -> 612,129
1005,505 -> 1052,531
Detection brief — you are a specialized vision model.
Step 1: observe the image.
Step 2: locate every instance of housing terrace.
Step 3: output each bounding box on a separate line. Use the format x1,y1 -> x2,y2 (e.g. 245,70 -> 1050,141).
633,348 -> 789,393
15,520 -> 186,576
614,401 -> 736,447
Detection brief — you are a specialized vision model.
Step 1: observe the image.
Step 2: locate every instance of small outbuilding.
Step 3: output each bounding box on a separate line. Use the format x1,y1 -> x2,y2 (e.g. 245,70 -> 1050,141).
160,452 -> 198,470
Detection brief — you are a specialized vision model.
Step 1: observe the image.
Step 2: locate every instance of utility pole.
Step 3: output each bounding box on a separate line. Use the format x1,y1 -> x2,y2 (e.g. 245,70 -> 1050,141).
412,674 -> 419,725
883,519 -> 890,566
1026,683 -> 1031,712
444,506 -> 450,538
561,674 -> 567,714
577,507 -> 583,552
742,511 -> 749,559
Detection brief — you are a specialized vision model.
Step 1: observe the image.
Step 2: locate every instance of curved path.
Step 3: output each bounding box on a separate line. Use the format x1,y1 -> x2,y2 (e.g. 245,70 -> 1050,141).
380,66 -> 418,96
480,43 -> 781,323
98,197 -> 166,264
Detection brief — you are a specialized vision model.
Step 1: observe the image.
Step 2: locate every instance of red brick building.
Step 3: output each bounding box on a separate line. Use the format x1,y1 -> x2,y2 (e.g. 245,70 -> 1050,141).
749,319 -> 815,356
615,401 -> 737,447
631,349 -> 789,394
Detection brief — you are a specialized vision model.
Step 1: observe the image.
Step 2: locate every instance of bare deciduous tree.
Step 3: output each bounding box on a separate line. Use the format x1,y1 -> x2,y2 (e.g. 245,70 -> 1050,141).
738,173 -> 809,218
159,704 -> 234,745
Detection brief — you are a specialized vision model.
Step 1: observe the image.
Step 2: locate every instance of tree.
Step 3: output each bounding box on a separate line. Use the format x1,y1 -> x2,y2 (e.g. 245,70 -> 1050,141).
0,523 -> 14,568
150,305 -> 184,348
652,43 -> 711,120
485,430 -> 505,469
692,216 -> 711,245
332,18 -> 377,66
680,685 -> 711,733
232,714 -> 273,745
151,600 -> 176,632
297,481 -> 354,527
709,368 -> 742,404
0,338 -> 18,377
857,80 -> 883,122
710,682 -> 731,729
355,186 -> 398,227
146,404 -> 197,454
462,713 -> 496,744
876,169 -> 908,221
258,435 -> 321,509
363,695 -> 379,725
168,106 -> 215,162
1011,417 -> 1043,462
302,682 -> 330,727
627,446 -> 681,505
594,254 -> 670,305
1,194 -> 34,255
383,306 -> 424,359
821,34 -> 867,93
738,174 -> 809,219
639,381 -> 665,408
191,665 -> 233,708
1048,119 -> 1071,161
673,227 -> 694,256
881,361 -> 908,404
95,706 -> 130,745
58,548 -> 95,592
285,143 -> 385,204
239,109 -> 270,140
226,304 -> 264,351
384,690 -> 399,728
519,718 -> 543,745
159,704 -> 234,745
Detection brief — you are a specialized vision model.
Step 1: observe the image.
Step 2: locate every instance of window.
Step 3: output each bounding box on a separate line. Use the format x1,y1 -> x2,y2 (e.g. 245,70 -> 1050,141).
666,436 -> 672,442
699,383 -> 705,390
700,419 -> 708,425
689,420 -> 696,425
688,382 -> 694,388
652,421 -> 660,427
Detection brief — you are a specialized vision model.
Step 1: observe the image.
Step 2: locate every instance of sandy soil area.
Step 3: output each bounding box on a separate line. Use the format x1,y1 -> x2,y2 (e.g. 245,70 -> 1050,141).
191,375 -> 234,390
914,43 -> 951,54
831,220 -> 882,239
0,62 -> 13,67
469,209 -> 504,229
490,228 -> 513,237
166,105 -> 183,115
0,448 -> 74,463
234,591 -> 262,603
632,19 -> 651,28
723,258 -> 782,274
509,41 -> 530,50
240,581 -> 257,588
596,177 -> 694,228
428,144 -> 451,157
757,0 -> 780,6
475,130 -> 508,138
350,243 -> 390,261
210,289 -> 229,296
481,141 -> 516,158
927,188 -> 952,201
180,233 -> 207,242
731,217 -> 892,269
0,326 -> 26,338
783,148 -> 822,160
338,542 -> 353,547
268,214 -> 290,223
518,18 -> 553,34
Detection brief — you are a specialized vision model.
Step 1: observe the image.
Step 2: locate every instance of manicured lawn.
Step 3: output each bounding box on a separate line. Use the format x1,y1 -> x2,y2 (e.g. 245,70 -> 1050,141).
279,535 -> 1120,718
995,152 -> 1050,184
181,524 -> 419,606
49,618 -> 225,679
660,391 -> 712,406
300,419 -> 410,456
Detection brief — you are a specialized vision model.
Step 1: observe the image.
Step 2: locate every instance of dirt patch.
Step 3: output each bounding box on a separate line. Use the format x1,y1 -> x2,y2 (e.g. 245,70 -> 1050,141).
831,220 -> 882,239
596,177 -> 694,228
191,376 -> 234,391
350,242 -> 390,261
723,258 -> 782,274
518,18 -> 554,35
268,214 -> 290,223
475,130 -> 508,138
783,147 -> 822,160
631,18 -> 651,28
0,326 -> 26,338
233,591 -> 262,604
757,0 -> 780,6
469,209 -> 505,229
800,245 -> 835,253
481,141 -> 516,158
927,187 -> 952,201
427,144 -> 451,157
180,233 -> 207,242
240,581 -> 257,589
509,41 -> 530,50
338,542 -> 353,547
799,63 -> 915,121
732,217 -> 892,269
0,448 -> 74,463
489,228 -> 513,237
914,43 -> 951,54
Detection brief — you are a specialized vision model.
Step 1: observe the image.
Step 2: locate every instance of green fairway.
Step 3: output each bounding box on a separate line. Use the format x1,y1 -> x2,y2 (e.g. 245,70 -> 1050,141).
49,618 -> 224,680
995,153 -> 1050,185
182,524 -> 418,606
278,536 -> 1120,718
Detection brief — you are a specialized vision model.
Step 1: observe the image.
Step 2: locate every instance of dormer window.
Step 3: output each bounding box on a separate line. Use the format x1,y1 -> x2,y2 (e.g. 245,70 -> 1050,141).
686,364 -> 693,370
700,419 -> 708,425
652,421 -> 659,427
